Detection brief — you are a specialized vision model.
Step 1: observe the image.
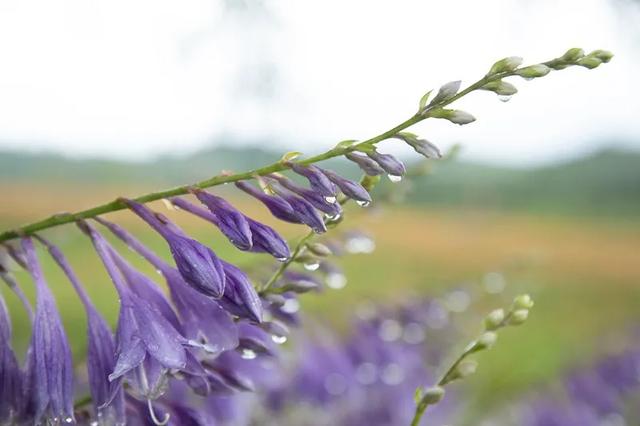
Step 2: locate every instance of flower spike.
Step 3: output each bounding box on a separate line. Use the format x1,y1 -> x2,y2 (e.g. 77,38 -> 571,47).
288,163 -> 338,197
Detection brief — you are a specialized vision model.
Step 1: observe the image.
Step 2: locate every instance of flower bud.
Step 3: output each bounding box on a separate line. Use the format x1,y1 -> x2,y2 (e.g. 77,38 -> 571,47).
420,386 -> 445,405
513,294 -> 534,310
306,242 -> 333,257
589,49 -> 614,63
476,331 -> 498,350
515,64 -> 551,79
508,309 -> 529,326
561,48 -> 585,63
488,56 -> 523,75
481,80 -> 518,96
577,56 -> 602,69
484,308 -> 505,331
451,359 -> 478,380
429,80 -> 461,106
431,108 -> 476,125
345,152 -> 385,176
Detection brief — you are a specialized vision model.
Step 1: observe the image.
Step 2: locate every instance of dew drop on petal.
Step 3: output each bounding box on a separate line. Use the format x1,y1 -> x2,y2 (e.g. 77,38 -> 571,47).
356,200 -> 371,207
281,298 -> 300,314
241,348 -> 257,360
271,334 -> 287,344
304,261 -> 320,271
524,76 -> 534,81
498,94 -> 512,102
324,196 -> 337,204
387,174 -> 403,183
276,256 -> 290,263
64,417 -> 74,424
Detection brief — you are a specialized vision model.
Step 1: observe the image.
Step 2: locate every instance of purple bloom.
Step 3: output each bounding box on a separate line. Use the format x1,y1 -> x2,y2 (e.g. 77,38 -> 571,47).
237,321 -> 277,356
289,163 -> 338,197
95,217 -> 239,354
268,175 -> 342,217
123,198 -> 226,298
39,237 -> 125,425
80,222 -> 191,406
366,150 -> 406,177
21,237 -> 75,424
268,184 -> 327,234
0,292 -> 22,424
320,169 -> 372,205
345,152 -> 385,176
169,197 -> 291,261
235,181 -> 300,223
0,249 -> 33,321
190,188 -> 253,250
219,261 -> 263,324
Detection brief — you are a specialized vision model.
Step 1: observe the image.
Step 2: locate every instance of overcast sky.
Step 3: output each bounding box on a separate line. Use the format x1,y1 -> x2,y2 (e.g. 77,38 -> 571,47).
0,0 -> 638,165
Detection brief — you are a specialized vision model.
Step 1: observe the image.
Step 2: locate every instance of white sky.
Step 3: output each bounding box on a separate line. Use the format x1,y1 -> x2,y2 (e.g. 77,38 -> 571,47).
0,0 -> 638,165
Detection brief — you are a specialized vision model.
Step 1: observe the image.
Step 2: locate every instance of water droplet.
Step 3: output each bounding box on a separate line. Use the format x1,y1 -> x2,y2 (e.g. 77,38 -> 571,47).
304,261 -> 320,271
64,417 -> 74,424
356,200 -> 370,207
324,196 -> 337,204
281,298 -> 300,314
388,174 -> 403,183
326,212 -> 342,221
326,273 -> 347,289
498,94 -> 512,102
524,76 -> 534,81
155,269 -> 163,276
276,256 -> 289,262
271,334 -> 288,344
241,348 -> 257,360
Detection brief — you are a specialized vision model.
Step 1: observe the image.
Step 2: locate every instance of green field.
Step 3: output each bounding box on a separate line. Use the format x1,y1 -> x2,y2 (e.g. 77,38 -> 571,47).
2,181 -> 640,418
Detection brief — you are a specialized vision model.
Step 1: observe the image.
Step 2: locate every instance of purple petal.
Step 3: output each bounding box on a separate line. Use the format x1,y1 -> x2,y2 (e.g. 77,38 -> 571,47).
366,151 -> 406,176
290,163 -> 338,197
221,261 -> 263,323
321,169 -> 372,204
235,181 -> 301,223
345,152 -> 385,176
192,189 -> 253,250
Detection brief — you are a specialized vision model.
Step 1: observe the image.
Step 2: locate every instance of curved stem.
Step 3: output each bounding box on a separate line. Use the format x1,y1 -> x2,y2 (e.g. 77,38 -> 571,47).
0,72 -> 506,243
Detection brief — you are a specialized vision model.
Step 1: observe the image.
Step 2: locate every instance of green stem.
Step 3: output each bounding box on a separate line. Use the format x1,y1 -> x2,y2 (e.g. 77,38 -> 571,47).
0,71 -> 510,244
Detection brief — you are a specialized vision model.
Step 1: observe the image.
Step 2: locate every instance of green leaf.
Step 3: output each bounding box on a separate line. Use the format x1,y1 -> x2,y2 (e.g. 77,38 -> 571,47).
418,90 -> 433,111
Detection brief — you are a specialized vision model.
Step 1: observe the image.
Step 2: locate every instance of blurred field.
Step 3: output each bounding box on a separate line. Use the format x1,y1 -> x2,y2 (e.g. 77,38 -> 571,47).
1,183 -> 640,416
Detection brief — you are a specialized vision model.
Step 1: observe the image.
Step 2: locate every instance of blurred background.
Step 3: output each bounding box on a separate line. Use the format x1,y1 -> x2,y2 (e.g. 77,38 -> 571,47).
1,0 -> 639,424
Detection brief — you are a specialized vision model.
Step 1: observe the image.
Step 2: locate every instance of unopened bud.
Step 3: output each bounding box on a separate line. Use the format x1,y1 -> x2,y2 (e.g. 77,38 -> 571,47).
420,386 -> 446,404
306,242 -> 332,257
429,80 -> 462,106
452,359 -> 478,380
589,49 -> 614,63
484,308 -> 506,331
431,108 -> 476,125
513,294 -> 534,310
515,64 -> 551,79
508,309 -> 529,326
476,331 -> 498,350
561,48 -> 585,63
488,56 -> 523,75
408,138 -> 442,159
577,57 -> 602,69
482,80 -> 518,96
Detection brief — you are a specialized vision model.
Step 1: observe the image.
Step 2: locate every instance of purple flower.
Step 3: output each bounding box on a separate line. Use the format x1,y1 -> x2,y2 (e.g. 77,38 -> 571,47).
320,169 -> 372,205
0,292 -> 22,424
21,237 -> 75,424
169,197 -> 290,261
39,237 -> 125,425
268,175 -> 342,217
345,152 -> 385,176
237,321 -> 277,357
123,198 -> 226,298
190,188 -> 253,250
219,261 -> 263,324
235,181 -> 301,223
268,184 -> 327,234
366,150 -> 406,177
289,163 -> 338,197
80,222 -> 190,406
95,217 -> 239,354
0,248 -> 33,321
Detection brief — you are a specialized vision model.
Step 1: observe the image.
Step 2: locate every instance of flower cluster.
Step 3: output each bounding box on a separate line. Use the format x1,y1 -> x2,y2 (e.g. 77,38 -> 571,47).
0,158 -> 411,425
0,48 -> 611,425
